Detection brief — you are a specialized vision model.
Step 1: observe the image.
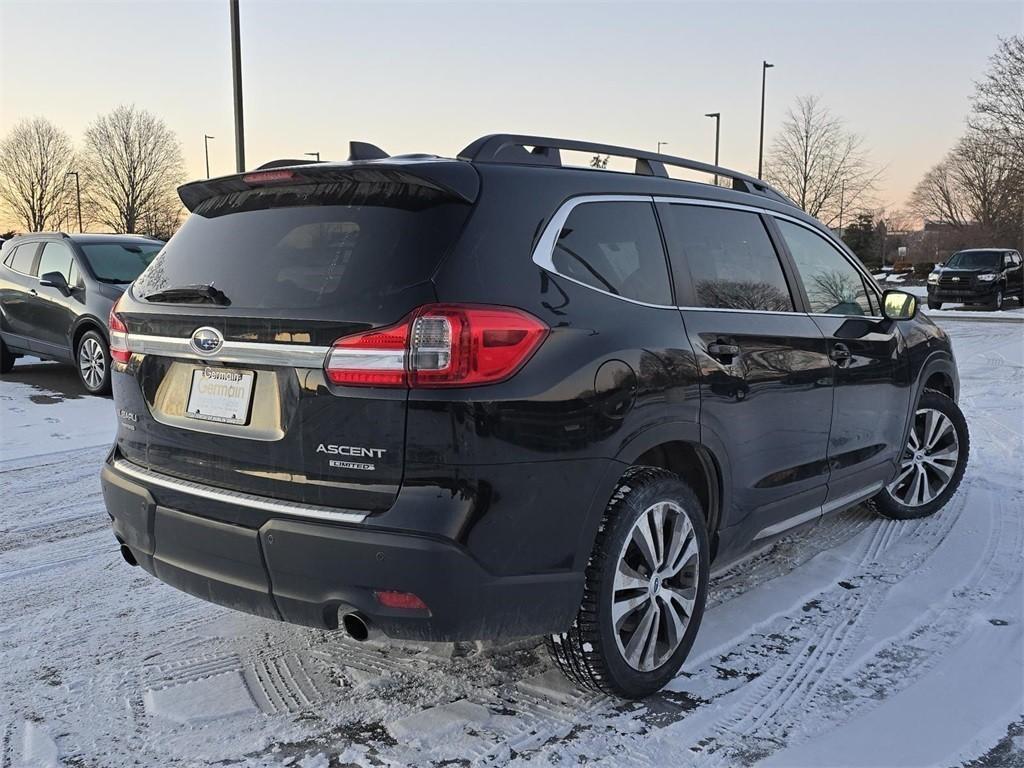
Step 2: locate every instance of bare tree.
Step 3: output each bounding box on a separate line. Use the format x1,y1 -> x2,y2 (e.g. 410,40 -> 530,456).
590,154 -> 609,169
909,130 -> 1018,234
765,95 -> 882,227
81,105 -> 185,234
970,35 -> 1024,161
0,118 -> 77,232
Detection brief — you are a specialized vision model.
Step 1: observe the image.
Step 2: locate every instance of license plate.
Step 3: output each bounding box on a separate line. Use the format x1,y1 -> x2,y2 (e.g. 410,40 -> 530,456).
185,367 -> 255,425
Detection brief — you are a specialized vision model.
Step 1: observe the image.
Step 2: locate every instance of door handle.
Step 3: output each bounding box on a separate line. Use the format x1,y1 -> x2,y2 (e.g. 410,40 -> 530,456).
707,342 -> 740,363
830,342 -> 852,365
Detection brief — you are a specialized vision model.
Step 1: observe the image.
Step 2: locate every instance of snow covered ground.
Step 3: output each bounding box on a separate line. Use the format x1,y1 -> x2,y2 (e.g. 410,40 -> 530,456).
1,320 -> 1022,768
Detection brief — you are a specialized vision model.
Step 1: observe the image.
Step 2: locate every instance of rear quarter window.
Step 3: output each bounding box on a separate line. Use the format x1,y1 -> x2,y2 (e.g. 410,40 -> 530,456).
550,201 -> 672,305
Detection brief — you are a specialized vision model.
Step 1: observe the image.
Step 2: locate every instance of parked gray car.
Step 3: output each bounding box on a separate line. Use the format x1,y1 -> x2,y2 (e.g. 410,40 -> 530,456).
0,232 -> 164,393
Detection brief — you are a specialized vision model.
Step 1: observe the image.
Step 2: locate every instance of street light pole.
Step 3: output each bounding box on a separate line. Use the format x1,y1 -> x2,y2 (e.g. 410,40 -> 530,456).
657,141 -> 668,155
304,152 -> 320,162
65,171 -> 82,233
705,112 -> 720,185
229,0 -> 245,173
758,60 -> 774,179
204,135 -> 215,178
838,179 -> 846,237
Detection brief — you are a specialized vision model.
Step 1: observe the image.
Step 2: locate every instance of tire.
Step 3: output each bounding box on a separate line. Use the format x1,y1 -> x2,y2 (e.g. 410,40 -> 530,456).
990,288 -> 1004,311
76,330 -> 111,395
927,300 -> 942,310
546,467 -> 710,698
873,390 -> 969,520
1,338 -> 14,374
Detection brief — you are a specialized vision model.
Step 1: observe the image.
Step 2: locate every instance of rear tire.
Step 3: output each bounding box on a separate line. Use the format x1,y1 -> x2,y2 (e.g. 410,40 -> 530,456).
76,330 -> 111,395
546,467 -> 709,698
873,390 -> 969,520
0,338 -> 14,373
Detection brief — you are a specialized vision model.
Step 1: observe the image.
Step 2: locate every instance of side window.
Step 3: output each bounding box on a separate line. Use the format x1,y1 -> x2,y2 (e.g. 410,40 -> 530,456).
776,220 -> 874,316
36,242 -> 74,282
10,244 -> 39,275
660,204 -> 794,312
551,201 -> 672,305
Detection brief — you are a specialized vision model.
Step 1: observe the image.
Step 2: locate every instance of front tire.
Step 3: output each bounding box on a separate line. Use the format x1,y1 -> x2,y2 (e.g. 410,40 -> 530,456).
927,300 -> 942,310
1,338 -> 14,374
546,467 -> 709,698
76,330 -> 111,395
988,288 -> 1004,311
873,390 -> 969,520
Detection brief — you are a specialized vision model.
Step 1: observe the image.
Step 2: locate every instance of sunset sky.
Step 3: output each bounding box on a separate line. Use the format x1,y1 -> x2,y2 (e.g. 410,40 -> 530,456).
1,0 -> 1021,231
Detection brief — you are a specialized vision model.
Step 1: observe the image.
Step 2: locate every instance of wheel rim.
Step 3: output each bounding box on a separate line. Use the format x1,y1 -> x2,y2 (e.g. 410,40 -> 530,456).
78,338 -> 105,390
611,500 -> 700,672
886,407 -> 959,507
996,291 -> 1003,309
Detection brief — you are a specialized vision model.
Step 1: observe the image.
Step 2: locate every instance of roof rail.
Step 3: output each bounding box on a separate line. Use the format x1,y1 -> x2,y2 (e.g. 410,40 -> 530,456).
457,134 -> 796,206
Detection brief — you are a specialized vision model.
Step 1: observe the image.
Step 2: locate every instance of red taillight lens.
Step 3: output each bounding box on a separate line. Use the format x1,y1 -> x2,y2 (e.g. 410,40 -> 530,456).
241,169 -> 295,184
374,590 -> 429,612
324,304 -> 547,389
324,319 -> 409,386
108,300 -> 131,364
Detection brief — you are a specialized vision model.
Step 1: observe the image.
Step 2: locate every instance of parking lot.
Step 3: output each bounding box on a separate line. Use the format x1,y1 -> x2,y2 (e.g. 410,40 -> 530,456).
1,316 -> 1022,768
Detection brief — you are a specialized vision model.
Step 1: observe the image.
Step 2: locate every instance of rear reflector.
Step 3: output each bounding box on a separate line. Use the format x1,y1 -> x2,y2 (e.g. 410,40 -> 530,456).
108,300 -> 131,364
374,590 -> 429,611
325,304 -> 547,388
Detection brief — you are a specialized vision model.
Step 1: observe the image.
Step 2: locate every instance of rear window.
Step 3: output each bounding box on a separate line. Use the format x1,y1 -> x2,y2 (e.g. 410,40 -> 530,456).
133,183 -> 470,310
80,242 -> 163,283
8,244 -> 38,275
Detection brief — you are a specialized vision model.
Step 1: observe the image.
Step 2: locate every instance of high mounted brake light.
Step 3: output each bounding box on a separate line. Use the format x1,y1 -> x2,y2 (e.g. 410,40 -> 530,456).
324,304 -> 548,388
241,169 -> 296,185
108,298 -> 130,364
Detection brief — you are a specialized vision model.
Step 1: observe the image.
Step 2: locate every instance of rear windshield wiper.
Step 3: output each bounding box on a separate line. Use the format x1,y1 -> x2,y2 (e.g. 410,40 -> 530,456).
143,284 -> 231,306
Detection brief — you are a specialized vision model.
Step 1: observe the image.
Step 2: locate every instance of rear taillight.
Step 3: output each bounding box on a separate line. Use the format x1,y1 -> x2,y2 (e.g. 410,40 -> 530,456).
324,304 -> 548,389
108,300 -> 130,364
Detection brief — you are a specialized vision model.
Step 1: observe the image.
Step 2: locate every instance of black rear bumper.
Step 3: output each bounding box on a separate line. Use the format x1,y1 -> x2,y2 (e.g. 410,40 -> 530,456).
101,460 -> 584,641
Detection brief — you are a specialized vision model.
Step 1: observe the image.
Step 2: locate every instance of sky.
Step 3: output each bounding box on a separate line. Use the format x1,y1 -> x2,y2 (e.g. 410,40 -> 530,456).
1,0 -> 1021,231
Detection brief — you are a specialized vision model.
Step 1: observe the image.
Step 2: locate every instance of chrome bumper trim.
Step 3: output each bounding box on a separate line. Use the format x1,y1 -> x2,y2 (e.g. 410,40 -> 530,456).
111,459 -> 368,524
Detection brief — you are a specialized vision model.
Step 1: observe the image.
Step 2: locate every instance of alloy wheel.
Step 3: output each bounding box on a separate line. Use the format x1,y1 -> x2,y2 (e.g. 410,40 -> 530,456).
612,500 -> 700,672
886,407 -> 960,507
79,337 -> 106,390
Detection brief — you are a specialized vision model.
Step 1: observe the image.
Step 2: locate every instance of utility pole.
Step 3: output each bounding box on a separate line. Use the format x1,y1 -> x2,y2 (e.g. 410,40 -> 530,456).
657,141 -> 668,155
705,112 -> 720,185
758,60 -> 774,179
838,179 -> 846,238
65,171 -> 82,233
304,152 -> 320,162
204,135 -> 215,178
229,0 -> 245,173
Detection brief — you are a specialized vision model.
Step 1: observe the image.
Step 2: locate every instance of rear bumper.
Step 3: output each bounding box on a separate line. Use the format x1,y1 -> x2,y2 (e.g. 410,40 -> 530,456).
101,458 -> 585,641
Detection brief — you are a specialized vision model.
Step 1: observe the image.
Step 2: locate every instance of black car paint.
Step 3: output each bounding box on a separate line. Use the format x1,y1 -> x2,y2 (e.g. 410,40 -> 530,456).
0,233 -> 162,366
101,157 -> 959,641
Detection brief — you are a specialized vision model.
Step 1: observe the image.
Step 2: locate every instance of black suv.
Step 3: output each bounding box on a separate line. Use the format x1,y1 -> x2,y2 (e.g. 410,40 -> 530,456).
100,135 -> 969,697
926,248 -> 1023,310
0,232 -> 164,393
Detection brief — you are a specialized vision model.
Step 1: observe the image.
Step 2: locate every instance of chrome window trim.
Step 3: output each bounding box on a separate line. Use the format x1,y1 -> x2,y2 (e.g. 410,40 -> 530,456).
652,196 -> 769,215
124,333 -> 331,368
530,194 -> 678,310
111,458 -> 368,524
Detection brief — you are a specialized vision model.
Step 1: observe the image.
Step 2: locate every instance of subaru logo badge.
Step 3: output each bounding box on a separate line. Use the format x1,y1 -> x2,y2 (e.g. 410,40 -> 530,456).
190,326 -> 224,356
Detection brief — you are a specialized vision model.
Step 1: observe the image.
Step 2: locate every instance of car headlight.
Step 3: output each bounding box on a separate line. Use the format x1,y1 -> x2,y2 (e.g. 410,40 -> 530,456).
978,273 -> 998,282
927,273 -> 940,283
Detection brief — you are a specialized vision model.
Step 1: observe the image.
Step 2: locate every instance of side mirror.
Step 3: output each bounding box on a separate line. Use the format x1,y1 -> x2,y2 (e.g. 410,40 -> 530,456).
39,270 -> 70,295
882,289 -> 918,321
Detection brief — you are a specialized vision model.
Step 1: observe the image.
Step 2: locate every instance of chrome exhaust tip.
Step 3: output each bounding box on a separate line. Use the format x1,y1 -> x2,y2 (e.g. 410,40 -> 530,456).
342,612 -> 371,642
